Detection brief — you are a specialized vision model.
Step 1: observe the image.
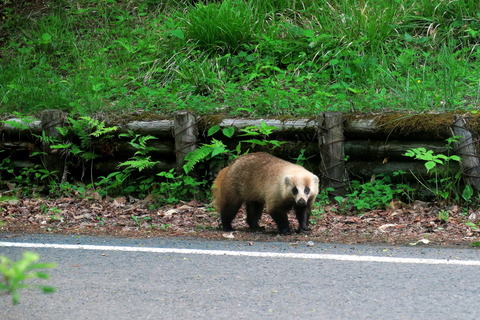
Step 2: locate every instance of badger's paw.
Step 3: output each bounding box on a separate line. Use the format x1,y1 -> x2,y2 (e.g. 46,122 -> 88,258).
278,227 -> 291,235
222,225 -> 234,232
249,225 -> 266,232
296,226 -> 311,233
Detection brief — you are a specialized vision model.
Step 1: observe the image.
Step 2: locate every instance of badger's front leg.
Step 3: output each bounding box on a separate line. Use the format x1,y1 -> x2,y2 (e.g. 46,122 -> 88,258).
294,205 -> 311,232
269,205 -> 291,234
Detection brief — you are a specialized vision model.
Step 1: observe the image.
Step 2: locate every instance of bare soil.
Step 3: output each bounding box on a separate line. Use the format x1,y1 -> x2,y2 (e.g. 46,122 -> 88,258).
1,195 -> 480,246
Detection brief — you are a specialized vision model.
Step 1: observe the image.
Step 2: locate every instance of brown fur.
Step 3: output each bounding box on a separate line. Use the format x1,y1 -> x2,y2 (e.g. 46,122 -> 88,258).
212,152 -> 319,234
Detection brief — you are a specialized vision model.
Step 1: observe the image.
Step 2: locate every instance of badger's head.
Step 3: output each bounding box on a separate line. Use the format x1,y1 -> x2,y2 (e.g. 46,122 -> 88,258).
284,172 -> 319,207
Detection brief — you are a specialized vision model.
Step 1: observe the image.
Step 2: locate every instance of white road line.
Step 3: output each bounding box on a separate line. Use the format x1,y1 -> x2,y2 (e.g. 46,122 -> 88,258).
1,241 -> 480,266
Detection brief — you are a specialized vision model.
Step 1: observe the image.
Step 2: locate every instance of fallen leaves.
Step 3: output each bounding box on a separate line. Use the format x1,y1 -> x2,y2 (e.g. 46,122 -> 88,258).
0,196 -> 479,245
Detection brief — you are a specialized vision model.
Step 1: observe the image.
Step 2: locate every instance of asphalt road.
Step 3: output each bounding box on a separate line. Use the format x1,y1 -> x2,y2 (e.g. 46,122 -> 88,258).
1,233 -> 480,320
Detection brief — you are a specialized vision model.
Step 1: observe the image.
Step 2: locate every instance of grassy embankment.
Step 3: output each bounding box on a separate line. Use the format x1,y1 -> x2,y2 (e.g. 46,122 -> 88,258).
1,0 -> 479,117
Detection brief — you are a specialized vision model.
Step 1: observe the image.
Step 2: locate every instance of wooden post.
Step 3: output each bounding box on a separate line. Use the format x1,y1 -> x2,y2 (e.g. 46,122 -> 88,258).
318,112 -> 347,196
40,109 -> 65,179
174,111 -> 197,171
451,114 -> 480,191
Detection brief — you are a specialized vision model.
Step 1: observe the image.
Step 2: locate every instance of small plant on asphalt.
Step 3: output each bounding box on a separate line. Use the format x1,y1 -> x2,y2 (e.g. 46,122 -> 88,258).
0,252 -> 56,305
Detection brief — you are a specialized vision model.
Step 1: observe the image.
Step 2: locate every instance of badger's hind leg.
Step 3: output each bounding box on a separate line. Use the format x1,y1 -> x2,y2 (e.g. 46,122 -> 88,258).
246,201 -> 264,231
220,201 -> 242,231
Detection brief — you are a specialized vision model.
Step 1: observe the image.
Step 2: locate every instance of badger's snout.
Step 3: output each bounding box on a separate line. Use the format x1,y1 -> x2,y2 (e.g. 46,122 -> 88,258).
296,198 -> 307,206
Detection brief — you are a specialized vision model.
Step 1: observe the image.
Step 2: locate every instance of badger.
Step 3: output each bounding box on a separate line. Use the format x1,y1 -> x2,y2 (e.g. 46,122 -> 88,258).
212,152 -> 319,234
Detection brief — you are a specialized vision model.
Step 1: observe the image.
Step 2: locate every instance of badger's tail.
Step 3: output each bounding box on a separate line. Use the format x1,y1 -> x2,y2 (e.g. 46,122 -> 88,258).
212,167 -> 228,212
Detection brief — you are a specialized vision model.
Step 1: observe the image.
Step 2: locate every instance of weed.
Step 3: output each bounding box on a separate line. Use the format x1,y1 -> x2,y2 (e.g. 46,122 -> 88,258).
336,174 -> 412,212
437,210 -> 450,223
96,216 -> 106,226
158,224 -> 171,230
156,169 -> 205,204
131,214 -> 152,228
404,139 -> 464,203
466,222 -> 479,231
0,252 -> 56,305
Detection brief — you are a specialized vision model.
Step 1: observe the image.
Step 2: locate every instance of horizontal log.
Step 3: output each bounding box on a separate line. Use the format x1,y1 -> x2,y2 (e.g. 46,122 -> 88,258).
0,139 -> 451,163
346,160 -> 460,180
228,140 -> 449,162
1,114 -> 470,139
1,141 -> 36,152
0,118 -> 175,137
218,118 -> 316,130
121,120 -> 174,136
345,140 -> 448,160
11,160 -> 35,168
1,118 -> 42,132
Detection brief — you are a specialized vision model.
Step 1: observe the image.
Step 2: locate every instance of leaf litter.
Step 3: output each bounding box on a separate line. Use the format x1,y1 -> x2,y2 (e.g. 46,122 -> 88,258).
1,196 -> 479,246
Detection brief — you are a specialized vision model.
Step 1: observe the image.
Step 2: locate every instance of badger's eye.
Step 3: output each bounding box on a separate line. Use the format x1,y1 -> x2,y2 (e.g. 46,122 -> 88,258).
305,187 -> 310,194
292,187 -> 298,195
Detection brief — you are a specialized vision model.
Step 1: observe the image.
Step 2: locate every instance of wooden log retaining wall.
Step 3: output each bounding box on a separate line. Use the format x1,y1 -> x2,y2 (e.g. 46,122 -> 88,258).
1,110 -> 479,196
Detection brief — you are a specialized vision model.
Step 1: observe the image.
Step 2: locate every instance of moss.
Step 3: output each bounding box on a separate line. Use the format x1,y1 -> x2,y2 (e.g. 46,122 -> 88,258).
92,110 -> 171,126
460,112 -> 480,134
196,114 -> 226,133
344,112 -> 462,138
377,113 -> 455,135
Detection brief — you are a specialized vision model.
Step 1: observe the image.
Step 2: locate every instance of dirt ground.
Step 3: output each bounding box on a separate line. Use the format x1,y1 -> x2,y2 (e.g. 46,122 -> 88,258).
1,195 -> 480,247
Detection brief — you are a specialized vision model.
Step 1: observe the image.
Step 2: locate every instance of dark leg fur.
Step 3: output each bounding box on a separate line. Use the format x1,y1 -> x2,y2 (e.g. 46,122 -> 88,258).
269,206 -> 291,234
220,201 -> 242,231
246,201 -> 264,231
294,205 -> 311,232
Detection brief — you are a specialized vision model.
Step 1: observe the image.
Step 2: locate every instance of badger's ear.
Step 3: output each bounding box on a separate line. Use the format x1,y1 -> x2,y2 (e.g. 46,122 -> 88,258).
312,175 -> 319,184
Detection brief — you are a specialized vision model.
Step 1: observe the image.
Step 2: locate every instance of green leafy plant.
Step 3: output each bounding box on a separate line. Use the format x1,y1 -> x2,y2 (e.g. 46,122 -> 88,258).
155,169 -> 205,204
346,175 -> 411,211
95,131 -> 160,197
131,214 -> 152,228
0,252 -> 56,305
335,174 -> 412,212
437,210 -> 450,223
4,163 -> 59,197
466,222 -> 479,231
404,139 -> 464,202
309,187 -> 334,225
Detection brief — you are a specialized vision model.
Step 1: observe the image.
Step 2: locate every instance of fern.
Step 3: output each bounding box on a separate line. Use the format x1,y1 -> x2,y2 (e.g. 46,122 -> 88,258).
118,156 -> 158,172
183,139 -> 228,173
119,131 -> 157,156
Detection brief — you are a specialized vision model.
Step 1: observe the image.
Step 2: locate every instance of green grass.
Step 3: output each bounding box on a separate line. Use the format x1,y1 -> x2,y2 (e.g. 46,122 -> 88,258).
1,0 -> 479,116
